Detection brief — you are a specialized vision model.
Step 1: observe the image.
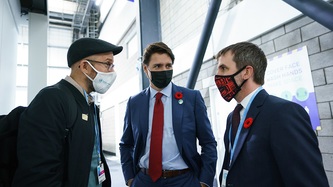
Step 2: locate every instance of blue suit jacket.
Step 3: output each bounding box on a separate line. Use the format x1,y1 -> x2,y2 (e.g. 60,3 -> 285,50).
120,83 -> 217,186
220,89 -> 329,186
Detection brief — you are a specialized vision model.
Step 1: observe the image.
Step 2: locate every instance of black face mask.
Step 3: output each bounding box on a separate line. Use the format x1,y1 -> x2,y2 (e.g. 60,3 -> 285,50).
148,69 -> 173,89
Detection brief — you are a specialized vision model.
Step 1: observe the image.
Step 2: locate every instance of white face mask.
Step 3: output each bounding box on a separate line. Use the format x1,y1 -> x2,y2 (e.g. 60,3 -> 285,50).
84,61 -> 117,94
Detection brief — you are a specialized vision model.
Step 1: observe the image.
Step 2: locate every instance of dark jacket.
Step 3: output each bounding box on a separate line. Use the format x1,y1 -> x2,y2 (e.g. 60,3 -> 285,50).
120,83 -> 217,187
220,89 -> 329,187
12,79 -> 111,187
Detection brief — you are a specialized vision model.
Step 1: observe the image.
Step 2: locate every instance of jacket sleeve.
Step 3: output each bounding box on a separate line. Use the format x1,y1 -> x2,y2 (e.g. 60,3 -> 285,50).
13,88 -> 69,187
194,90 -> 218,187
119,97 -> 136,184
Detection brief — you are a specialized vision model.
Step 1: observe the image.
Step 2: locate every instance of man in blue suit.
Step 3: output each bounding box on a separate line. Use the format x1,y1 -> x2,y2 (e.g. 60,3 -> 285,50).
120,42 -> 217,187
215,42 -> 329,186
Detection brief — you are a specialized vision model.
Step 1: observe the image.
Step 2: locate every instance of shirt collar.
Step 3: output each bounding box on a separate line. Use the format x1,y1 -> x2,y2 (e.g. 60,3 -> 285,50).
64,75 -> 94,104
240,87 -> 260,108
149,82 -> 172,99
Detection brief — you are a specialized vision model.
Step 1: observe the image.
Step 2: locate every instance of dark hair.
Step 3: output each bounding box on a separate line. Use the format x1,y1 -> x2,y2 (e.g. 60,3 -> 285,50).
215,42 -> 267,85
142,42 -> 175,65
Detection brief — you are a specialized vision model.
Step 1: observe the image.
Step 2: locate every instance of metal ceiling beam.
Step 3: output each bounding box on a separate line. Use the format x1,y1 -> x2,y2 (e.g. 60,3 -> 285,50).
49,21 -> 72,28
48,11 -> 73,28
73,0 -> 93,32
283,0 -> 333,31
71,0 -> 96,41
49,11 -> 74,22
186,0 -> 222,89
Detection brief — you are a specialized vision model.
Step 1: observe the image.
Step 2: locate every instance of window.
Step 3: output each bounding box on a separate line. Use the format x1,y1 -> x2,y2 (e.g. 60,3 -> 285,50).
127,34 -> 138,59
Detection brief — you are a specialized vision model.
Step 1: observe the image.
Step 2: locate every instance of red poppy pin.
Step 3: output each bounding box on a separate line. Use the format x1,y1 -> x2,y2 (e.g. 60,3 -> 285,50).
243,117 -> 253,129
175,92 -> 183,104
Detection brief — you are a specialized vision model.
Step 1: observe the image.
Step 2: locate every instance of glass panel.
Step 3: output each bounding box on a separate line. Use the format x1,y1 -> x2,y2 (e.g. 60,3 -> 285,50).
17,44 -> 28,66
127,34 -> 138,59
47,67 -> 70,86
16,87 -> 28,106
48,27 -> 72,47
48,47 -> 68,67
16,65 -> 28,87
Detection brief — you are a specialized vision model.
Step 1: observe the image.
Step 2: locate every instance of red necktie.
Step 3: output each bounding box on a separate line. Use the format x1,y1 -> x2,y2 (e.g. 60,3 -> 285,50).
149,92 -> 164,182
231,104 -> 243,145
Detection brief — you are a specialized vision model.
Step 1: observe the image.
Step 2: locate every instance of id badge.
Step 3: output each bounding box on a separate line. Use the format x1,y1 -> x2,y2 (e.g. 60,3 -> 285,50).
97,163 -> 106,184
221,169 -> 228,187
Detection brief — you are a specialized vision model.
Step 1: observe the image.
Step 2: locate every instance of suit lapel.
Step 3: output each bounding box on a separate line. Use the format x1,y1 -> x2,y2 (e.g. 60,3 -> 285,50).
230,89 -> 268,168
171,84 -> 183,154
140,88 -> 150,144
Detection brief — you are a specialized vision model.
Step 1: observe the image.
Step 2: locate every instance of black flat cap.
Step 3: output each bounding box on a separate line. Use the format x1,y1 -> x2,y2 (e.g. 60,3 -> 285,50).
67,38 -> 123,67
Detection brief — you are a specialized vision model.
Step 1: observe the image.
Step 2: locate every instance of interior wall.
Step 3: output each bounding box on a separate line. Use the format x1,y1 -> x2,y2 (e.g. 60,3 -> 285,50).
0,0 -> 20,114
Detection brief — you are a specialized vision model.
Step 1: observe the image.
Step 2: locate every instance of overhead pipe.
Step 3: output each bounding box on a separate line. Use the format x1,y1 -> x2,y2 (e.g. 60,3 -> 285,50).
186,0 -> 222,89
283,0 -> 333,31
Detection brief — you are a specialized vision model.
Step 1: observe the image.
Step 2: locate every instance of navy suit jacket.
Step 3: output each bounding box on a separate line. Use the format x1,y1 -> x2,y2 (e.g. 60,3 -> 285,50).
120,83 -> 217,186
220,89 -> 329,186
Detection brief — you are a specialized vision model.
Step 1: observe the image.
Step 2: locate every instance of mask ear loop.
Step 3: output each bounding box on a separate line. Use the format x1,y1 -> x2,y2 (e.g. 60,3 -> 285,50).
240,65 -> 250,82
215,65 -> 247,79
80,61 -> 94,82
233,65 -> 247,76
86,60 -> 115,76
239,78 -> 248,88
237,66 -> 249,89
229,65 -> 248,86
85,60 -> 99,73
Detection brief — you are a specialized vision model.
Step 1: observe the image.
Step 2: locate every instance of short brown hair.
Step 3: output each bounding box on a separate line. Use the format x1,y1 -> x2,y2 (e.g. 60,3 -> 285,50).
216,42 -> 267,85
142,42 -> 175,65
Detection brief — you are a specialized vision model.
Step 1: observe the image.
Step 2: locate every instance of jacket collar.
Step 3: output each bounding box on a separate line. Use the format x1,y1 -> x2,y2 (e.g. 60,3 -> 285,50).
229,89 -> 268,168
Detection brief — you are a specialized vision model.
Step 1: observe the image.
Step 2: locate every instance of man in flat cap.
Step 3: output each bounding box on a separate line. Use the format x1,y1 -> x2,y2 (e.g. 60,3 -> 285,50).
12,38 -> 123,187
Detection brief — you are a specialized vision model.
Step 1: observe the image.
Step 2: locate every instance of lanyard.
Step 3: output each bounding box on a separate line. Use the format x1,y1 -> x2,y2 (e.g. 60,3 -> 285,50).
93,105 -> 102,164
83,90 -> 102,164
228,87 -> 262,167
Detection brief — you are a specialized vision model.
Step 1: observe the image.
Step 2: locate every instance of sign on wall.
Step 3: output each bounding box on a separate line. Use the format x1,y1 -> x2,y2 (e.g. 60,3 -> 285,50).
264,46 -> 320,130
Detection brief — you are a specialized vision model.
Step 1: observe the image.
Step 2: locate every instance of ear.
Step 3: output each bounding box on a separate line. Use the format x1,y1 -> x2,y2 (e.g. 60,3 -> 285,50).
78,60 -> 90,73
142,63 -> 149,76
243,66 -> 253,79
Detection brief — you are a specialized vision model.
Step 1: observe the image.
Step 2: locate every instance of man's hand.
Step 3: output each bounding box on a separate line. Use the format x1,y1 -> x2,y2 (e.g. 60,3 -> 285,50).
127,178 -> 134,186
200,182 -> 208,187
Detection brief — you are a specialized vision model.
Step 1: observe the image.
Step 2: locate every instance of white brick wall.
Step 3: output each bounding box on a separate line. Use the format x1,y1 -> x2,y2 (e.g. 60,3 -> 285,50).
160,0 -> 208,49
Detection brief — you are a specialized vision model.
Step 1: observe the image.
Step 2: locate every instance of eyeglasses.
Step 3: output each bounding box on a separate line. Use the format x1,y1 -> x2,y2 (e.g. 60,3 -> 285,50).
86,59 -> 115,71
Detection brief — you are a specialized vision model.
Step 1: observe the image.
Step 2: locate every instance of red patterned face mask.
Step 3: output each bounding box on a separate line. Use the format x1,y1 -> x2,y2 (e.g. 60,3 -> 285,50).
215,66 -> 247,102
